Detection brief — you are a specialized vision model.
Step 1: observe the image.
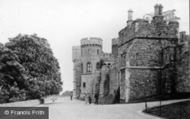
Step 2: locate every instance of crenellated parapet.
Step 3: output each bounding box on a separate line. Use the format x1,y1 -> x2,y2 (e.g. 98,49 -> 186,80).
81,37 -> 102,47
119,19 -> 179,46
80,37 -> 103,57
119,4 -> 179,46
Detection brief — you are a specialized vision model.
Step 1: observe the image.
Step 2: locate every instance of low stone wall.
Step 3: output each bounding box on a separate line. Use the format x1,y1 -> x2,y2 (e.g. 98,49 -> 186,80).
0,99 -> 41,107
0,95 -> 58,107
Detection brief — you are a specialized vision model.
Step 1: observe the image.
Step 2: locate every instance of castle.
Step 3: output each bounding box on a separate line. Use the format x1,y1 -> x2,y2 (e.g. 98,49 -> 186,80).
72,4 -> 190,103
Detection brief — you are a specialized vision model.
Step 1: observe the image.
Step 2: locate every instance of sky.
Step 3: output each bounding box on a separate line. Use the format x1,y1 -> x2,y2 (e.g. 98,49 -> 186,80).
0,0 -> 189,92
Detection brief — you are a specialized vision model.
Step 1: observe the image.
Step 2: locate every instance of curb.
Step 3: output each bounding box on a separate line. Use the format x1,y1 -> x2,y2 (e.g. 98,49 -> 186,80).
137,110 -> 167,119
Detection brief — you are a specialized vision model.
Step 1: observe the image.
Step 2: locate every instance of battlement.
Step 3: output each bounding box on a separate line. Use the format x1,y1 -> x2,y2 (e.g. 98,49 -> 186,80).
81,37 -> 102,47
119,5 -> 179,46
112,38 -> 119,46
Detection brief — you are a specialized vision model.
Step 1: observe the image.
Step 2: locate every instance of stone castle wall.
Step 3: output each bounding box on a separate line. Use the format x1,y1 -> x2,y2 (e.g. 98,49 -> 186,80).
81,75 -> 94,96
73,62 -> 81,98
112,38 -> 119,58
72,46 -> 81,61
176,33 -> 190,92
109,63 -> 119,95
99,65 -> 110,98
118,6 -> 179,101
119,38 -> 176,101
72,4 -> 189,103
72,46 -> 81,98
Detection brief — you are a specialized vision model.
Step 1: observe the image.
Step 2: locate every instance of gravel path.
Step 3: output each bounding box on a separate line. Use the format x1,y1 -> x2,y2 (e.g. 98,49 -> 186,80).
41,97 -> 190,119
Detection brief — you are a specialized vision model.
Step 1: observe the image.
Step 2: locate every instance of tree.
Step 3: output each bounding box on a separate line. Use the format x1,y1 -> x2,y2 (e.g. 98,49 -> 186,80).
6,34 -> 62,99
0,43 -> 27,103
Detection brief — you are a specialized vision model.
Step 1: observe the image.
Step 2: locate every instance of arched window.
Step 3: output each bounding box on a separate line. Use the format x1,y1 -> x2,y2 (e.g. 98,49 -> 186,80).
83,82 -> 86,88
97,49 -> 99,55
87,62 -> 92,72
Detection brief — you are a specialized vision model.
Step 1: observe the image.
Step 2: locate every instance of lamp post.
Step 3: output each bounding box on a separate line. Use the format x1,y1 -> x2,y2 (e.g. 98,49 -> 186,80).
145,89 -> 148,112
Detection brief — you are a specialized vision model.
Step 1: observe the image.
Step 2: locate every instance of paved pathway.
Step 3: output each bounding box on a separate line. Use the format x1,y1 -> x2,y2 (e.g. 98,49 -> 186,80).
41,97 -> 190,119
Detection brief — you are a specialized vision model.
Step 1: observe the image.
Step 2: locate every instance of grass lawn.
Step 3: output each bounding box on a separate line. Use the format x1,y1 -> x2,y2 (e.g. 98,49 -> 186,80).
144,100 -> 190,119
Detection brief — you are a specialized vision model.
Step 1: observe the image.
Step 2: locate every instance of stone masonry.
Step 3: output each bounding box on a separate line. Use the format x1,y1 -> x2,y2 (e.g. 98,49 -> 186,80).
72,4 -> 190,103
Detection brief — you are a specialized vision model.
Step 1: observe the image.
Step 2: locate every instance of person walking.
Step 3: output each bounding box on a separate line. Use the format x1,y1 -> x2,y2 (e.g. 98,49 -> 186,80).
85,93 -> 88,105
88,95 -> 92,104
70,94 -> 73,101
94,93 -> 99,105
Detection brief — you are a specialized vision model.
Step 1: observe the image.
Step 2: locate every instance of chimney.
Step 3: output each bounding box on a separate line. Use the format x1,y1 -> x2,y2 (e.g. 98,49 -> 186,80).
153,4 -> 164,22
127,9 -> 133,26
154,4 -> 163,16
128,9 -> 133,20
158,4 -> 163,15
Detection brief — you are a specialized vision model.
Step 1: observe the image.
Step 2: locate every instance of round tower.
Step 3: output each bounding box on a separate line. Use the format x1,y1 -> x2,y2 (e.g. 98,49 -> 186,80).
80,37 -> 102,74
80,37 -> 103,97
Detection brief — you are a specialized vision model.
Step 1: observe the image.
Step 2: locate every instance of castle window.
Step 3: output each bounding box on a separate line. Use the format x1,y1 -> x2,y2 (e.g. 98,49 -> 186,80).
88,49 -> 90,54
87,62 -> 92,72
97,49 -> 99,55
83,82 -> 86,88
81,63 -> 83,73
96,62 -> 100,69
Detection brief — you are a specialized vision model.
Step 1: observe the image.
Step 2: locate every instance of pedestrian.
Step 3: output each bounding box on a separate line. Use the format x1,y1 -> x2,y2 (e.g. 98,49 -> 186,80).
94,93 -> 99,105
70,94 -> 73,101
88,95 -> 92,104
85,93 -> 88,105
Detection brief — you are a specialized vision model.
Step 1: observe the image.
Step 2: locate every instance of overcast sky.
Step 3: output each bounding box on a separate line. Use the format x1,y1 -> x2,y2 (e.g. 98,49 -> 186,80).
0,0 -> 189,92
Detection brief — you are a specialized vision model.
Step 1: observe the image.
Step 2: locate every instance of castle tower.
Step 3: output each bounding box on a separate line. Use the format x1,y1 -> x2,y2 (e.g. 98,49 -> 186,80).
80,37 -> 102,97
72,46 -> 81,99
118,4 -> 180,102
127,9 -> 133,26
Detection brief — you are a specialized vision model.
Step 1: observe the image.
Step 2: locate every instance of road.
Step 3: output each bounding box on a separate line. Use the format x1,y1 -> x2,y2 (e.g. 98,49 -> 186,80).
41,97 -> 189,119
